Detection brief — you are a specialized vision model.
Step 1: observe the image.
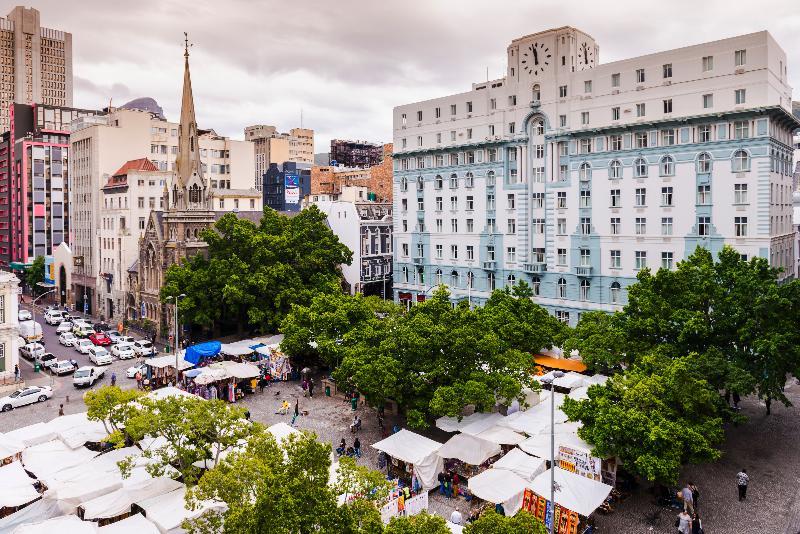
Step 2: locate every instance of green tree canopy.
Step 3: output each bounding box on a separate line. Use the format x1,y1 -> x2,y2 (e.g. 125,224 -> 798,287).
24,255 -> 46,296
383,513 -> 450,534
463,510 -> 547,534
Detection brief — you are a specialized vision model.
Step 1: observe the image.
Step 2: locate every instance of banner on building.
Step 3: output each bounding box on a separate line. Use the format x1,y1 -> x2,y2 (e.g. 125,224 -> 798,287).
558,445 -> 601,481
284,173 -> 300,204
44,255 -> 55,285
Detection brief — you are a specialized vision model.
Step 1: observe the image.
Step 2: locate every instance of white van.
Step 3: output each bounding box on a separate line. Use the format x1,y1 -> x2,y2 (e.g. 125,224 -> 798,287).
88,346 -> 113,365
73,366 -> 105,388
44,309 -> 66,325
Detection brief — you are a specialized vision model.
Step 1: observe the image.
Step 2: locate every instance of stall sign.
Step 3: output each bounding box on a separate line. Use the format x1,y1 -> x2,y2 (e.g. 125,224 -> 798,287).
558,444 -> 601,481
522,489 -> 580,534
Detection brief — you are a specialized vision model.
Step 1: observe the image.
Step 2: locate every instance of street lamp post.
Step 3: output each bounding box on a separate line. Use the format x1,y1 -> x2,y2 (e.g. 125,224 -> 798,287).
31,288 -> 56,329
540,370 -> 564,534
168,294 -> 186,382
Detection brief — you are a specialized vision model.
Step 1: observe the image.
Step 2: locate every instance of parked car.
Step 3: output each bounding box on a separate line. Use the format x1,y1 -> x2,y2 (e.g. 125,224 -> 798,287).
44,309 -> 66,325
116,335 -> 135,345
0,385 -> 53,411
50,360 -> 77,376
36,352 -> 57,368
132,340 -> 157,357
58,331 -> 78,347
93,322 -> 112,333
111,342 -> 136,360
125,363 -> 148,379
19,342 -> 45,360
89,332 -> 112,346
88,346 -> 113,365
106,331 -> 123,344
73,366 -> 104,388
19,320 -> 43,344
74,338 -> 94,354
73,321 -> 95,338
17,310 -> 32,322
56,321 -> 74,334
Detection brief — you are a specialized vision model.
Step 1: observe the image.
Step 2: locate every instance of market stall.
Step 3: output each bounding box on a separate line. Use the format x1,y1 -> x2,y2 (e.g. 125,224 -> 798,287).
523,467 -> 613,532
473,425 -> 526,446
145,354 -> 195,389
47,412 -> 109,449
134,486 -> 226,533
437,433 -> 501,468
96,513 -> 160,534
183,341 -> 222,365
435,412 -> 501,434
10,514 -> 97,534
254,345 -> 292,381
517,427 -> 592,461
0,461 -> 40,517
372,430 -> 443,491
490,447 -> 547,482
267,422 -> 300,443
21,440 -> 96,480
4,423 -> 56,448
0,432 -> 25,464
80,477 -> 183,522
467,467 -> 530,516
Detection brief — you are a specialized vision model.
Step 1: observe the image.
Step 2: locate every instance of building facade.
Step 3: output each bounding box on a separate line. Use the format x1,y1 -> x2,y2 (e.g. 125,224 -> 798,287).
0,6 -> 73,133
330,139 -> 384,168
393,28 -> 797,324
263,162 -> 311,212
245,125 -> 314,190
0,103 -> 100,268
0,271 -> 20,379
311,143 -> 394,202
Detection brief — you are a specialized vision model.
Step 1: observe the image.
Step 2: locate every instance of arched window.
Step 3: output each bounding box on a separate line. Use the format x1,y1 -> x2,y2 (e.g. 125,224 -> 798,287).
465,172 -> 474,188
435,269 -> 443,285
579,162 -> 591,181
532,84 -> 541,102
536,120 -> 545,136
634,158 -> 648,178
402,266 -> 409,283
532,277 -> 541,296
487,272 -> 495,291
400,176 -> 408,191
449,174 -> 458,189
417,267 -> 425,285
558,278 -> 567,298
660,155 -> 675,176
732,149 -> 750,172
580,279 -> 590,301
507,274 -> 516,287
697,152 -> 712,173
416,176 -> 424,191
610,281 -> 621,304
486,170 -> 496,186
434,175 -> 443,189
467,271 -> 474,289
609,160 -> 622,179
450,270 -> 459,287
189,184 -> 201,204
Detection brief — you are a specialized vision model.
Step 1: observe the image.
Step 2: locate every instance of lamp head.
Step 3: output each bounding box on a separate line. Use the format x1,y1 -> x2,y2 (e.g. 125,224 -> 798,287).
540,376 -> 554,385
552,370 -> 565,379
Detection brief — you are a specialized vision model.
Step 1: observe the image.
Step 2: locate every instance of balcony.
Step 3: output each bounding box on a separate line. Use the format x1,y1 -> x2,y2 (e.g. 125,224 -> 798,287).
412,257 -> 424,265
482,261 -> 496,270
523,262 -> 547,273
575,266 -> 593,276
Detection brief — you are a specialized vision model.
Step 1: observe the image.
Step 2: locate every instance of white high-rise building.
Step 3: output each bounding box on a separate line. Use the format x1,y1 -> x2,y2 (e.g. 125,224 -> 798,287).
393,27 -> 797,324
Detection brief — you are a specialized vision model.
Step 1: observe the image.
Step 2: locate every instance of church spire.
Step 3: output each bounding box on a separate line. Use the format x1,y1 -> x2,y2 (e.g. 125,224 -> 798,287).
175,32 -> 202,190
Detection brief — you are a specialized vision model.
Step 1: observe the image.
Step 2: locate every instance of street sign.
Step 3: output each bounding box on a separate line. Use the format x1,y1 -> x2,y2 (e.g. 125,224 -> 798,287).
73,256 -> 84,268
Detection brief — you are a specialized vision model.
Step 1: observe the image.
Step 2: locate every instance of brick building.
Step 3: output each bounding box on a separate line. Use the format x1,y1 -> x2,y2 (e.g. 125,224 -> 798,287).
311,143 -> 393,201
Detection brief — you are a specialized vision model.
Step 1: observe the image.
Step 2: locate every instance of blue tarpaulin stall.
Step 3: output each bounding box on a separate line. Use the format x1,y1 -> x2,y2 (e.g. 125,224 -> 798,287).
184,341 -> 222,365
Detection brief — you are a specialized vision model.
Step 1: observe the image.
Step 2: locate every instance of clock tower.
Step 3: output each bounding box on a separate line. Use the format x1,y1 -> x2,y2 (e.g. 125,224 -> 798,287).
507,27 -> 598,87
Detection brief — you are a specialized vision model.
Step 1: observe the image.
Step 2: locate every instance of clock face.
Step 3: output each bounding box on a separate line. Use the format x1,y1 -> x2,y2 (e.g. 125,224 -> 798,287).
577,41 -> 594,70
520,42 -> 551,77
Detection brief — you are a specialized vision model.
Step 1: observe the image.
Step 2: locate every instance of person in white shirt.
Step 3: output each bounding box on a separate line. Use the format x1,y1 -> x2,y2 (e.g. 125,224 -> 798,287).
450,509 -> 463,525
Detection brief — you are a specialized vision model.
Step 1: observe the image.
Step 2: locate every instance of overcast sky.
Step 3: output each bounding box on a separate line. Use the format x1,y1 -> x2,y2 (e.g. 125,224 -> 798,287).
29,0 -> 800,151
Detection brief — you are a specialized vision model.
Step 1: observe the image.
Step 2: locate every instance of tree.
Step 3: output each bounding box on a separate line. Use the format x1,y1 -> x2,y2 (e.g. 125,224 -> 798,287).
464,510 -> 546,534
24,255 -> 46,296
560,311 -> 629,373
163,206 -> 352,335
383,513 -> 450,534
84,386 -> 144,444
562,354 -> 725,484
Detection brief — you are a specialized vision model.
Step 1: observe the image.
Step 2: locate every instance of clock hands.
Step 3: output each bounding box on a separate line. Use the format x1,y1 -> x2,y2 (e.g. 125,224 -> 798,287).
532,45 -> 539,66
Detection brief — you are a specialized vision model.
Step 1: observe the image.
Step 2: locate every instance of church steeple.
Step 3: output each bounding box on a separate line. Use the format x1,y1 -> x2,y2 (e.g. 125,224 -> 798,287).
173,32 -> 206,210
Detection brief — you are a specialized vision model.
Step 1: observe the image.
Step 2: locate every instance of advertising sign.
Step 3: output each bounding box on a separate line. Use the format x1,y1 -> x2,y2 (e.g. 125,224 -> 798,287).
558,445 -> 601,481
284,173 -> 300,205
44,255 -> 55,285
522,489 -> 580,534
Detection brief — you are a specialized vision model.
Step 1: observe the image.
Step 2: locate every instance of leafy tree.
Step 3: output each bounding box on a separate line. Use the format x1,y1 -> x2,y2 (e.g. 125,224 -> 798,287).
561,311 -> 629,373
464,510 -> 546,534
562,354 -> 725,484
384,512 -> 450,534
84,386 -> 144,443
163,206 -> 352,335
24,255 -> 46,296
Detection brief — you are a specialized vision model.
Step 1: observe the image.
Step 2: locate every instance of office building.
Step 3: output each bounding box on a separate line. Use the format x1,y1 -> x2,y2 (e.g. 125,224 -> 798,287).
330,139 -> 384,168
312,143 -> 394,201
245,125 -> 314,190
263,162 -> 311,212
0,6 -> 73,133
0,271 -> 20,379
393,27 -> 797,323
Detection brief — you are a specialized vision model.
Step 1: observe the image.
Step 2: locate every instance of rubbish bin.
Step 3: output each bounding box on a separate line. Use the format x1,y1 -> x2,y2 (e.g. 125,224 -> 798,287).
350,396 -> 357,411
325,385 -> 331,397
34,362 -> 40,373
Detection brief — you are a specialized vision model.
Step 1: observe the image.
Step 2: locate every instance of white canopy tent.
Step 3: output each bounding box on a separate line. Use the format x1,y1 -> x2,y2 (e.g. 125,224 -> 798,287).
372,430 -> 443,491
467,468 -> 529,516
459,413 -> 505,436
10,514 -> 97,534
146,387 -> 202,401
437,433 -> 500,466
21,440 -> 96,480
5,422 -> 56,448
528,468 -> 613,517
490,447 -> 547,482
435,412 -> 498,433
97,513 -> 160,534
499,398 -> 569,435
0,461 -> 39,509
475,425 -> 526,446
145,354 -> 194,371
0,432 -> 25,459
585,374 -> 609,386
267,422 -> 300,442
217,360 -> 260,379
47,412 -> 109,449
81,477 -> 183,521
567,386 -> 589,401
219,344 -> 255,356
518,430 -> 592,460
135,486 -> 226,533
0,500 -> 63,532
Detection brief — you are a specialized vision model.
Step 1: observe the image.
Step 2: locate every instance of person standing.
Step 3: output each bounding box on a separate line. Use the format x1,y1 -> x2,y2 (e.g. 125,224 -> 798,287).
688,482 -> 699,511
58,404 -> 64,416
308,379 -> 314,398
291,399 -> 299,426
676,510 -> 692,534
353,437 -> 361,458
737,469 -> 749,501
450,509 -> 463,525
680,484 -> 694,515
14,364 -> 20,382
691,513 -> 703,534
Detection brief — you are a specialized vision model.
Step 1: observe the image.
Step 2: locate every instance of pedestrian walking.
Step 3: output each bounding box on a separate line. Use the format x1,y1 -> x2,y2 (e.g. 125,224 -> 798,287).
736,468 -> 749,501
14,364 -> 20,382
291,399 -> 299,426
135,371 -> 142,390
680,484 -> 695,515
691,513 -> 703,534
438,472 -> 446,495
302,379 -> 308,397
58,404 -> 64,416
676,510 -> 692,534
308,379 -> 314,398
732,391 -> 741,410
353,437 -> 361,458
688,482 -> 699,511
111,372 -> 117,387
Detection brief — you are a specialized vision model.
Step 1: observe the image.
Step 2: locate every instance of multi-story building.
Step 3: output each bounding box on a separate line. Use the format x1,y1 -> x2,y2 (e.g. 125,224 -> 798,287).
263,162 -> 311,212
0,6 -> 73,133
245,125 -> 314,190
308,186 -> 393,297
0,103 -> 101,267
312,143 -> 394,202
330,139 -> 384,168
0,271 -> 20,380
393,27 -> 797,324
69,106 -> 255,315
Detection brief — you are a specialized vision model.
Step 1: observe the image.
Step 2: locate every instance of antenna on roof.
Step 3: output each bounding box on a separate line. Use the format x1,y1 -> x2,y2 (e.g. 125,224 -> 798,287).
300,108 -> 304,129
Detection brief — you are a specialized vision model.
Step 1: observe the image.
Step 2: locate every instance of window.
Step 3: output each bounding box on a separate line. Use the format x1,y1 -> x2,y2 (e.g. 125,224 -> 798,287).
466,245 -> 474,260
610,189 -> 621,207
697,153 -> 712,173
661,251 -> 674,270
636,68 -> 645,83
488,148 -> 497,162
533,193 -> 544,208
557,277 -> 567,297
698,216 -> 711,236
579,162 -> 591,181
556,311 -> 570,324
734,183 -> 748,204
610,135 -> 622,151
581,112 -> 590,125
661,217 -> 673,235
467,101 -> 473,113
699,125 -> 712,142
506,247 -> 516,263
489,98 -> 497,110
451,245 -> 458,259
138,197 -> 145,208
735,216 -> 748,237
417,110 -> 423,121
636,103 -> 646,117
559,85 -> 568,98
402,243 -> 409,257
401,198 -> 408,211
533,218 -> 545,234
466,128 -> 473,140
557,218 -> 567,235
635,251 -> 647,270
467,272 -> 474,288
508,95 -> 517,106
611,73 -> 620,87
451,219 -> 458,232
506,274 -> 516,287
663,99 -> 673,113
608,160 -> 621,180
732,150 -> 750,172
661,186 -> 674,206
487,171 -> 495,185
466,196 -> 474,210
435,107 -> 441,118
487,245 -> 495,261
449,174 -> 458,188
580,190 -> 591,207
557,191 -> 567,209
702,94 -> 713,109
450,270 -> 459,287
610,217 -> 620,235
663,63 -> 672,78
487,194 -> 495,210
507,194 -> 516,209
449,104 -> 457,116
734,120 -> 749,139
436,219 -> 442,232
417,136 -> 423,147
611,107 -> 620,121
401,138 -> 407,149
466,219 -> 474,232
416,243 -> 424,258
465,172 -> 474,187
661,129 -> 675,146
735,89 -> 746,105
635,217 -> 647,235
580,139 -> 592,154
635,132 -> 648,148
532,277 -> 541,295
702,55 -> 714,72
580,279 -> 590,301
435,269 -> 443,284
660,156 -> 675,176
434,175 -> 443,189
581,217 -> 592,235
509,122 -> 516,134
635,188 -> 646,207
610,282 -> 621,303
535,144 -> 545,158
450,131 -> 456,141
735,49 -> 746,66
634,158 -> 648,177
435,197 -> 443,210
610,250 -> 621,268
507,219 -> 516,234
487,272 -> 495,291
450,196 -> 458,210
697,184 -> 711,204
417,198 -> 424,211
559,115 -> 567,127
